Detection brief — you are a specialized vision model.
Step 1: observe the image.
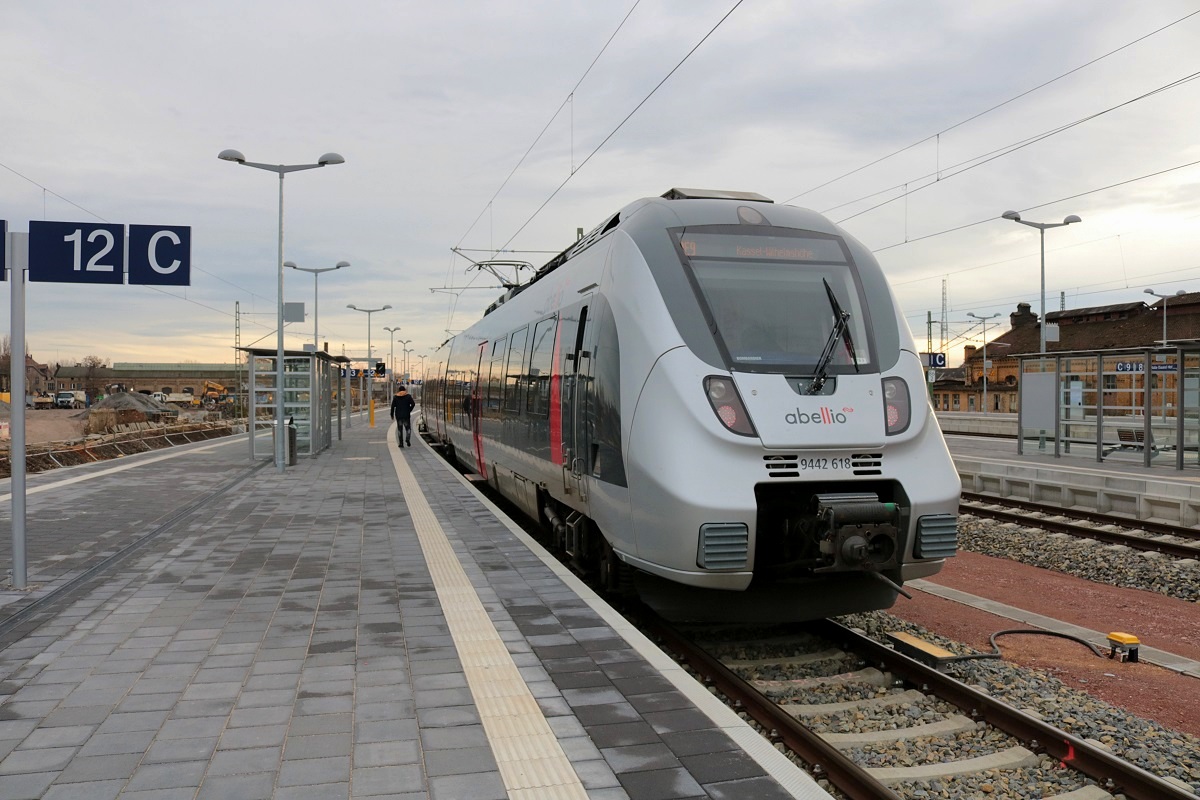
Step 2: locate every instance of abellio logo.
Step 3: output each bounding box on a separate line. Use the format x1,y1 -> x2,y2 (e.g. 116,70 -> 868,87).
785,406 -> 854,425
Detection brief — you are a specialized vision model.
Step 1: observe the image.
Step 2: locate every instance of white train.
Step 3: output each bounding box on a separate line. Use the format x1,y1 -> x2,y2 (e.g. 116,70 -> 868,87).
423,188 -> 959,620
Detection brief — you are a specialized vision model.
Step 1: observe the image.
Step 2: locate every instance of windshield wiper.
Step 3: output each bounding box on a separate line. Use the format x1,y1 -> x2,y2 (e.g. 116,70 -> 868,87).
808,279 -> 859,394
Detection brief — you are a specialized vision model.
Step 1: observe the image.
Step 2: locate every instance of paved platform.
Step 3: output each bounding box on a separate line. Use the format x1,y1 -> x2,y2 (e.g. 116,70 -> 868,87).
0,417 -> 828,799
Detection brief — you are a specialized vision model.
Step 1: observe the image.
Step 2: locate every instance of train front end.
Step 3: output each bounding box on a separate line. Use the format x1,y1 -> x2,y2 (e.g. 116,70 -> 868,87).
617,192 -> 959,620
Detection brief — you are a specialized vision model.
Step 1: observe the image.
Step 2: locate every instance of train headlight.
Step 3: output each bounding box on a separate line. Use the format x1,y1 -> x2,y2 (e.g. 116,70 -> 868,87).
882,377 -> 910,435
704,376 -> 757,436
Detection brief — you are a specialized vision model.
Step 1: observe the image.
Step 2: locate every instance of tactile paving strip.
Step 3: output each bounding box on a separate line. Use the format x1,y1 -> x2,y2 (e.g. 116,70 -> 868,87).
389,439 -> 589,799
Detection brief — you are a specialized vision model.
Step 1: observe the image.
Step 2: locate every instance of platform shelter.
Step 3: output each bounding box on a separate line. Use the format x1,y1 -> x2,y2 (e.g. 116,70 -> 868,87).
242,347 -> 348,459
1018,345 -> 1200,470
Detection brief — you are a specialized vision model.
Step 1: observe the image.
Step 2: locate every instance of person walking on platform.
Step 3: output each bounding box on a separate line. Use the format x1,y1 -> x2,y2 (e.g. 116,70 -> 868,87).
391,384 -> 416,447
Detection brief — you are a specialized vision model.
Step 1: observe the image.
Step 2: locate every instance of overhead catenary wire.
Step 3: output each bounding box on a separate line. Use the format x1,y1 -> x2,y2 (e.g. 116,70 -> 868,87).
497,0 -> 745,253
829,71 -> 1200,226
451,0 -> 645,256
441,0 -> 745,336
781,8 -> 1200,205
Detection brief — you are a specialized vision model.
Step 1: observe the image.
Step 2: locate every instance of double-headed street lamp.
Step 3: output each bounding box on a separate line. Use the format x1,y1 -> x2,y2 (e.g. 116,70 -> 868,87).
348,304 -> 391,426
218,148 -> 345,473
285,260 -> 350,351
383,326 -> 401,394
967,312 -> 1000,414
398,340 -> 412,382
417,354 -> 427,383
1001,210 -> 1081,355
1144,288 -> 1187,346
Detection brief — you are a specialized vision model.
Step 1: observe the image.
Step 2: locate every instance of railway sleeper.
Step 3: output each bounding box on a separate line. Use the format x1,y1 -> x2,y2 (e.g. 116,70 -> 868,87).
722,648 -> 845,669
782,687 -> 926,718
867,744 -> 1039,785
819,713 -> 977,747
752,665 -> 889,695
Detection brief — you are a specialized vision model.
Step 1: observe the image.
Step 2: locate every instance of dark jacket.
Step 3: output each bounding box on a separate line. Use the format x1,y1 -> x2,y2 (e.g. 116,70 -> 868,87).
390,390 -> 415,421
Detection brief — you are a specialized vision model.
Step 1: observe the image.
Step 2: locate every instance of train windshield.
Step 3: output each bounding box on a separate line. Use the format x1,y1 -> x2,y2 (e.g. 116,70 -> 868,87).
674,228 -> 874,373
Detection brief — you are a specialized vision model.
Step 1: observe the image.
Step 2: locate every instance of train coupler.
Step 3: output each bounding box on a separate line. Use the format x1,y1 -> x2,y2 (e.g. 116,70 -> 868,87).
812,492 -> 901,572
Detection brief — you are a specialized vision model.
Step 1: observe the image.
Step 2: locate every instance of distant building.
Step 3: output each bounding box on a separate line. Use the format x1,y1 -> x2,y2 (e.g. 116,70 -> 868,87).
930,295 -> 1200,413
52,362 -> 243,401
0,354 -> 54,399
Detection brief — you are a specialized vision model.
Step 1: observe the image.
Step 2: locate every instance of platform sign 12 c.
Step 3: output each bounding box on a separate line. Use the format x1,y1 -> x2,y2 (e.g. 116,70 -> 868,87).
28,221 -> 190,286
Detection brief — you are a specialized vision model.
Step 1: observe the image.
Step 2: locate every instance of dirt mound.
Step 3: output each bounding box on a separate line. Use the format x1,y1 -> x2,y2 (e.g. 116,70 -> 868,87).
92,391 -> 176,413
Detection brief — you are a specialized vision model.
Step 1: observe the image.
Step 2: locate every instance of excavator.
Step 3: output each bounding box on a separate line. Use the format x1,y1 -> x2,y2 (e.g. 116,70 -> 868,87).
199,380 -> 234,410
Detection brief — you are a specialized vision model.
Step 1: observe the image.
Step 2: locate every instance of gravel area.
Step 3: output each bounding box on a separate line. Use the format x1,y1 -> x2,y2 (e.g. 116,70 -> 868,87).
959,514 -> 1200,603
836,511 -> 1200,794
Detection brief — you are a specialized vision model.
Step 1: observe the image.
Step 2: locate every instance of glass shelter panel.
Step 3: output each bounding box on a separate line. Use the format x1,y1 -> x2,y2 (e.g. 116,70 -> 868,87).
1017,357 -> 1057,451
1099,354 -> 1147,461
1181,353 -> 1200,468
1057,356 -> 1096,456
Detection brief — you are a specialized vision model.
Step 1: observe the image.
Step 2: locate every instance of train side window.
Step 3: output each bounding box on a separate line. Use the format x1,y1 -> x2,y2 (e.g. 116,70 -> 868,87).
504,327 -> 528,413
486,339 -> 506,417
526,316 -> 557,417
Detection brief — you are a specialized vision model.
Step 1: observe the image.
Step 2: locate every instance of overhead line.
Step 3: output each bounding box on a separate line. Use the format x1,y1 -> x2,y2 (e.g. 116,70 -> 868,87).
781,8 -> 1200,204
869,156 -> 1200,254
453,0 -> 644,253
499,0 -> 745,252
830,71 -> 1200,224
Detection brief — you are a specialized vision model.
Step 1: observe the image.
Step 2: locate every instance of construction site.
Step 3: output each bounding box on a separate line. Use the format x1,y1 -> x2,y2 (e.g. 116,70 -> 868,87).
0,392 -> 240,478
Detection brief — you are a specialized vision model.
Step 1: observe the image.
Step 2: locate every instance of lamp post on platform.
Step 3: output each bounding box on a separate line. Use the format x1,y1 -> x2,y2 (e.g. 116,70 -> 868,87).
398,340 -> 412,383
968,312 -> 1000,414
286,260 -> 350,351
218,148 -> 345,472
1001,210 -> 1081,355
348,304 -> 391,426
384,326 -> 401,395
1144,288 -> 1187,346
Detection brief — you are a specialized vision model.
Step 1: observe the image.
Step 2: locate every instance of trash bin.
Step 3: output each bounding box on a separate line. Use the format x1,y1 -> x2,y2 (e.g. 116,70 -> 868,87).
287,418 -> 298,466
271,419 -> 299,466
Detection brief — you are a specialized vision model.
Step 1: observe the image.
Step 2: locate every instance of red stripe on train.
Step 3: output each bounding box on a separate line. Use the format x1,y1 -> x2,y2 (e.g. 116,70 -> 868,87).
549,322 -> 564,466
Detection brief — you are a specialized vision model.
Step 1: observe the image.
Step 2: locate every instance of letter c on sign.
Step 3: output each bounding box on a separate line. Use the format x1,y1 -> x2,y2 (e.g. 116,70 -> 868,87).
148,230 -> 182,274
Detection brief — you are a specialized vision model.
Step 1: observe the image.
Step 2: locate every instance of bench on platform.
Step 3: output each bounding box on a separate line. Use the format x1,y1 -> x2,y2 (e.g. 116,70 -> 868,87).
1103,427 -> 1159,458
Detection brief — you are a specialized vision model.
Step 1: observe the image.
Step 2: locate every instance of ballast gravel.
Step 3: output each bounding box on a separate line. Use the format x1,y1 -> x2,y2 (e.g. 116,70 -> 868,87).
835,513 -> 1200,796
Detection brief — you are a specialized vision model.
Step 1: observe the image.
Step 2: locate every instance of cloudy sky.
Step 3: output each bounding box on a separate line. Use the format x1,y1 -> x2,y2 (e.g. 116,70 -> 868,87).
3,1 -> 1199,374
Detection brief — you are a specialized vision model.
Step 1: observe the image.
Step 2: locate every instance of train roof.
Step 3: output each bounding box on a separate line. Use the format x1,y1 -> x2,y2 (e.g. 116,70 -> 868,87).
482,188 -> 802,316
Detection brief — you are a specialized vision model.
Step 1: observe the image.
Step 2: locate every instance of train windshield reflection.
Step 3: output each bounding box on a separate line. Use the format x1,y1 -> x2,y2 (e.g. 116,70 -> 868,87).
675,230 -> 873,372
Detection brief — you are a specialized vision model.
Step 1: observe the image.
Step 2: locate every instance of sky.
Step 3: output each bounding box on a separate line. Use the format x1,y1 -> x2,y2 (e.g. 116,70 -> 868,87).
3,0 -> 1200,375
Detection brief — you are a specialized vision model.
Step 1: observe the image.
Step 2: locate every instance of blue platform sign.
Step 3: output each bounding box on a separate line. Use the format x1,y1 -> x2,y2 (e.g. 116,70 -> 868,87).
29,221 -> 125,284
1,219 -> 7,281
128,225 -> 191,286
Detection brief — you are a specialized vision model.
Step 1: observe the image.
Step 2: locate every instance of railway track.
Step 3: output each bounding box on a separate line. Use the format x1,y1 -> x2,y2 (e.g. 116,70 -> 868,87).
640,613 -> 1195,800
959,492 -> 1200,559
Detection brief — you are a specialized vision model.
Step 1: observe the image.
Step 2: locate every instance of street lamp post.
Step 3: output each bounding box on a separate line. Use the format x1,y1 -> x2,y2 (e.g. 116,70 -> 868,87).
348,304 -> 391,426
384,326 -> 401,395
1001,211 -> 1081,355
398,340 -> 411,382
285,260 -> 350,351
218,148 -> 345,473
1144,288 -> 1187,346
968,312 -> 1000,414
417,354 -> 427,383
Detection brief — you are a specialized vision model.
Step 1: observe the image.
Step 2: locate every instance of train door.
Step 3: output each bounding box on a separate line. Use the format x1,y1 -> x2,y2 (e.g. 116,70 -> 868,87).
561,300 -> 592,502
472,341 -> 487,478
